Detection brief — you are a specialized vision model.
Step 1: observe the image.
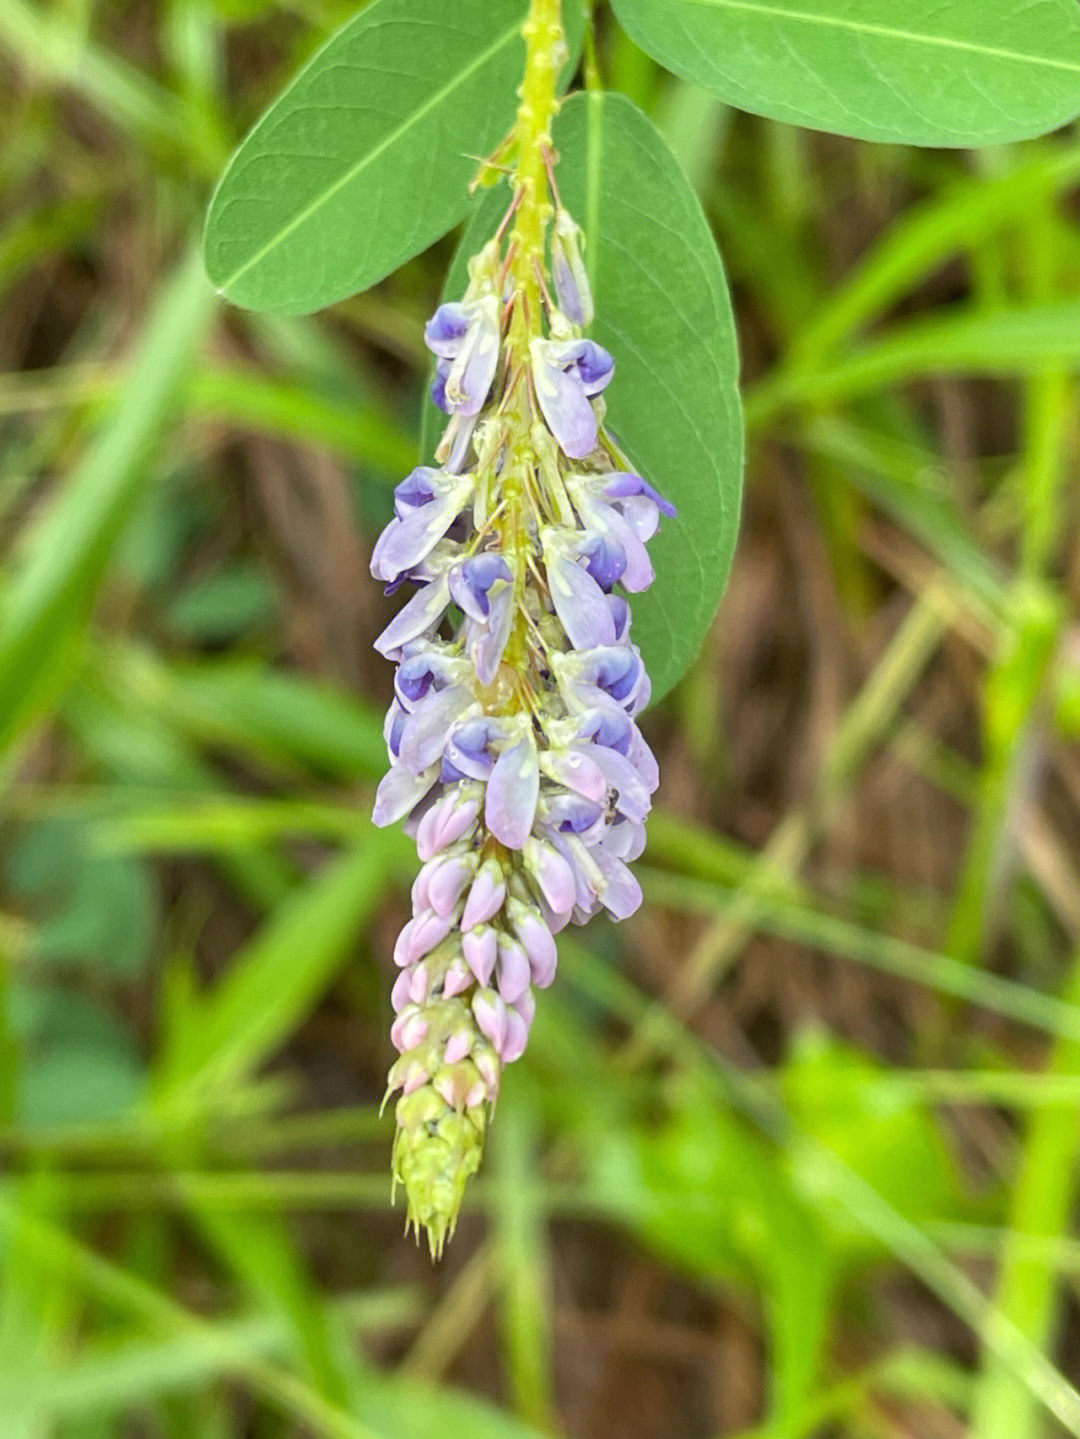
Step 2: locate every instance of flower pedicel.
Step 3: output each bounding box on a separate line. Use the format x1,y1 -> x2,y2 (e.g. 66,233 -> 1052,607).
370,0 -> 674,1256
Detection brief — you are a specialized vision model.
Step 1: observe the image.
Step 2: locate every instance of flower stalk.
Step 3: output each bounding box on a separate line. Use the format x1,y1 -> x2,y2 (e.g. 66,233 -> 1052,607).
371,0 -> 674,1257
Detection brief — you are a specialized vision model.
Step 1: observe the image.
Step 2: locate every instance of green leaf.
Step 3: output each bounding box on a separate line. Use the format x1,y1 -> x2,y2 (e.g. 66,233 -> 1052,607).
0,249 -> 214,758
107,648 -> 388,780
204,0 -> 581,315
153,834 -> 408,1111
20,1045 -> 145,1127
165,561 -> 278,642
426,92 -> 742,702
6,820 -> 157,978
7,985 -> 146,1126
751,299 -> 1080,420
609,0 -> 1080,146
593,1082 -> 834,1427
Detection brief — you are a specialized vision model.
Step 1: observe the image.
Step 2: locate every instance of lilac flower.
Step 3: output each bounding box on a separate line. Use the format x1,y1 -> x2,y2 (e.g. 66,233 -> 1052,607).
371,194 -> 674,1258
550,209 -> 594,327
531,337 -> 614,459
426,295 -> 501,417
371,471 -> 475,584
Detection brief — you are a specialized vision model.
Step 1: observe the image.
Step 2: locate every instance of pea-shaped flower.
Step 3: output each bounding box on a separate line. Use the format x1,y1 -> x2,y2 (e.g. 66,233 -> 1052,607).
370,179 -> 671,1259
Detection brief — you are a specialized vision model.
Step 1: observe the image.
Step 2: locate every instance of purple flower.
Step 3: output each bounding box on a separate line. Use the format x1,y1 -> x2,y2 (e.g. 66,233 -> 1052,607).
485,730 -> 540,849
377,209 -> 676,1259
394,467 -> 441,516
426,296 -> 501,417
449,554 -> 512,621
550,210 -> 594,327
541,528 -> 615,650
531,337 -> 614,459
370,472 -> 474,585
603,471 -> 677,518
579,535 -> 627,591
372,761 -> 440,828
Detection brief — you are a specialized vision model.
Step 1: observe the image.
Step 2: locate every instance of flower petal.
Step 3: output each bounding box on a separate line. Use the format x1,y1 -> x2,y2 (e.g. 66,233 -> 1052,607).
543,532 -> 616,650
532,339 -> 599,459
370,484 -> 470,582
399,686 -> 477,772
485,733 -> 539,849
373,577 -> 451,659
424,302 -> 470,359
372,762 -> 439,827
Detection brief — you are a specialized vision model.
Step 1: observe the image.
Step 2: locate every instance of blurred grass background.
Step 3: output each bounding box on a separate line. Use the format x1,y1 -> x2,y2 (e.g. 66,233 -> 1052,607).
5,2 -> 1080,1436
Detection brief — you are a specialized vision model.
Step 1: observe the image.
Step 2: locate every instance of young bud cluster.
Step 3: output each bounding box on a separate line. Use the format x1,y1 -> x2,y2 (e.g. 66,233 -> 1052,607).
371,193 -> 674,1255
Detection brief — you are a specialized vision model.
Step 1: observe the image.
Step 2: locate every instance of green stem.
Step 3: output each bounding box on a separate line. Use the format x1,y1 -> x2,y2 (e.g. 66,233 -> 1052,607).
508,0 -> 564,320
970,955 -> 1080,1439
498,0 -> 565,699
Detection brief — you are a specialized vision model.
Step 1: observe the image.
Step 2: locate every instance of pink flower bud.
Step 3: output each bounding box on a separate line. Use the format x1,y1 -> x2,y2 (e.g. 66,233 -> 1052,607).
463,926 -> 498,986
473,988 -> 508,1052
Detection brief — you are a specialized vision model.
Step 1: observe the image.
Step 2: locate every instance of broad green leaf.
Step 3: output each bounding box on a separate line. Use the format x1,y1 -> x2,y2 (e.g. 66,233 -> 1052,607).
610,0 -> 1080,146
204,0 -> 582,315
426,92 -> 742,702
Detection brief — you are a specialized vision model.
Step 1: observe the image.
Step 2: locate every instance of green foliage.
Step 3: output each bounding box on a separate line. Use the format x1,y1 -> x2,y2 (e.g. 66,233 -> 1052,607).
610,0 -> 1080,145
8,0 -> 1080,1436
204,0 -> 582,314
0,252 -> 214,759
154,834 -> 408,1113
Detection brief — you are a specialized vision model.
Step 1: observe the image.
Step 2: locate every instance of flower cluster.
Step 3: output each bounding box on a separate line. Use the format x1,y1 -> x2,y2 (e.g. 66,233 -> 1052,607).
371,203 -> 674,1255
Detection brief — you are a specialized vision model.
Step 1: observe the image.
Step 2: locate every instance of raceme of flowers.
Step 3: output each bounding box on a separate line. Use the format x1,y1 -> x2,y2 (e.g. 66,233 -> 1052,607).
370,200 -> 675,1256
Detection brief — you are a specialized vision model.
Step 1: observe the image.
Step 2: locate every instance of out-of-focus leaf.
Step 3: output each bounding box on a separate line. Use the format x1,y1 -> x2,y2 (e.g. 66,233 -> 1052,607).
0,1178 -> 76,1439
0,250 -> 214,756
492,1091 -> 555,1427
195,1208 -> 353,1405
204,0 -> 582,314
154,833 -> 407,1110
6,820 -> 156,977
792,144 -> 1080,364
593,1081 -> 834,1428
611,0 -> 1080,146
165,562 -> 278,643
3,1290 -> 420,1426
0,196 -> 102,305
107,648 -> 387,780
782,1031 -> 972,1241
0,0 -> 220,165
189,368 -> 417,476
20,1045 -> 145,1127
6,986 -> 145,1127
63,679 -> 301,912
753,300 -> 1080,420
